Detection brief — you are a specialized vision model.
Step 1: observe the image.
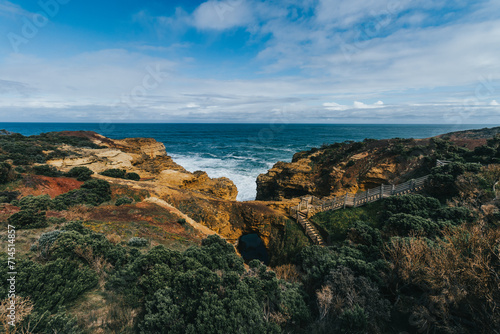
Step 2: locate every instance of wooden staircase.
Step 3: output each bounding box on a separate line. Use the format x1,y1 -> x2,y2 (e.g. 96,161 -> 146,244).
289,161 -> 451,246
297,210 -> 326,246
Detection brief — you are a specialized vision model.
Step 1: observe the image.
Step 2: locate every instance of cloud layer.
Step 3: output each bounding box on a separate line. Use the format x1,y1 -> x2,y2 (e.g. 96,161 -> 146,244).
0,0 -> 499,123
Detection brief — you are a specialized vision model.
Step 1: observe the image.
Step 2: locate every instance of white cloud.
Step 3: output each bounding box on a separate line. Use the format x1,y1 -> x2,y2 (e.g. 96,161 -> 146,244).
324,101 -> 385,111
192,0 -> 254,30
323,102 -> 348,111
490,100 -> 499,106
0,0 -> 33,18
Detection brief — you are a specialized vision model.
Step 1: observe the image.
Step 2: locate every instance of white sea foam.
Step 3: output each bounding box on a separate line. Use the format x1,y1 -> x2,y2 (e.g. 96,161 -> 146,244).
170,153 -> 268,201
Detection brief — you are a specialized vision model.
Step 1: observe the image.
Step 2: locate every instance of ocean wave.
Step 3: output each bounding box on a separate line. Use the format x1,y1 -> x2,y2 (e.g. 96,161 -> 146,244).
170,153 -> 268,201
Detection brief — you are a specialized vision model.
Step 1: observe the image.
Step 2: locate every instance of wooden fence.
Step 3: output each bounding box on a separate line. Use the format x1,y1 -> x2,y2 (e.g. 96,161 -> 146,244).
290,175 -> 430,219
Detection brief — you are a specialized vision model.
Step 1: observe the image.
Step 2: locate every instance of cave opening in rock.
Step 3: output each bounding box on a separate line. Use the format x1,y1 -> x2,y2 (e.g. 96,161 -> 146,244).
237,233 -> 270,265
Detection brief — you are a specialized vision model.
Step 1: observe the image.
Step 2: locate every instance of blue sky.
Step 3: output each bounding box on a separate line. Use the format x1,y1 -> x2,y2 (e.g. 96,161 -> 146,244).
0,0 -> 499,123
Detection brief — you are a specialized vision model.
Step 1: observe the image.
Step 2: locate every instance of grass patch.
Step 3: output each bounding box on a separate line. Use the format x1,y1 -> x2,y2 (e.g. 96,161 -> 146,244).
310,201 -> 383,242
82,219 -> 198,252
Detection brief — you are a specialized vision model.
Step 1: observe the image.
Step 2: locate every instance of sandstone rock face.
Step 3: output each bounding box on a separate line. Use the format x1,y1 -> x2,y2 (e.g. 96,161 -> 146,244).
47,131 -> 237,201
180,171 -> 238,201
256,138 -> 435,201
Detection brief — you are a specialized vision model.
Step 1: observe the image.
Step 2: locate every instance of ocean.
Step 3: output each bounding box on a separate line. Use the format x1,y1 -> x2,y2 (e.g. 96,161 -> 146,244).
0,123 -> 492,201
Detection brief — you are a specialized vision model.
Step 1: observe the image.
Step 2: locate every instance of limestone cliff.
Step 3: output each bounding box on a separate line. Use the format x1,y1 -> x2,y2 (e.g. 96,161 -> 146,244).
47,131 -> 238,201
256,127 -> 500,201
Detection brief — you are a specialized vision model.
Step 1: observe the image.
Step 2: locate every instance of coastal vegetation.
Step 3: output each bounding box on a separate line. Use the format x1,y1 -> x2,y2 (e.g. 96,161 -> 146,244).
100,168 -> 141,181
0,129 -> 499,333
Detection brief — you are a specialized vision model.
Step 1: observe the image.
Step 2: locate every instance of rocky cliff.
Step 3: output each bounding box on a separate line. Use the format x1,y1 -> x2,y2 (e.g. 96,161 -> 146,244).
47,131 -> 238,201
41,131 -> 288,248
256,127 -> 500,201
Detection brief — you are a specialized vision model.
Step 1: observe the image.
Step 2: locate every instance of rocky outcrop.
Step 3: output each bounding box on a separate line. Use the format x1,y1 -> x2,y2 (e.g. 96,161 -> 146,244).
47,131 -> 237,201
256,126 -> 500,201
180,171 -> 238,201
162,191 -> 287,246
256,138 -> 435,201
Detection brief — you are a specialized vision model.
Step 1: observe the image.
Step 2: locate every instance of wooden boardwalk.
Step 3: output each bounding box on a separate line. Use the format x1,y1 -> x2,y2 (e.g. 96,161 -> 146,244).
289,175 -> 430,246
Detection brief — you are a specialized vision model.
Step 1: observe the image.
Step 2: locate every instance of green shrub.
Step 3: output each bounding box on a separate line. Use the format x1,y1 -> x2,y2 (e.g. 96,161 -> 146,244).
99,168 -> 140,181
115,196 -> 133,206
125,172 -> 140,181
52,179 -> 112,210
383,213 -> 440,237
100,168 -> 127,179
15,194 -> 52,211
128,237 -> 148,247
33,230 -> 64,257
7,209 -> 48,229
15,258 -> 98,313
0,190 -> 20,203
81,179 -> 111,200
14,166 -> 26,173
65,166 -> 94,181
427,162 -> 482,199
0,162 -> 15,184
33,164 -> 62,177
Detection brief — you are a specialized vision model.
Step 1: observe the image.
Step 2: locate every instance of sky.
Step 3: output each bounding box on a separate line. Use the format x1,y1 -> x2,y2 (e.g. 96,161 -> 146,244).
0,0 -> 499,124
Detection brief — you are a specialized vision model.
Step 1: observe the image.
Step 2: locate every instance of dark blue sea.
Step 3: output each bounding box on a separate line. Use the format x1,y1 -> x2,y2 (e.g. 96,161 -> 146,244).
0,123 -> 492,201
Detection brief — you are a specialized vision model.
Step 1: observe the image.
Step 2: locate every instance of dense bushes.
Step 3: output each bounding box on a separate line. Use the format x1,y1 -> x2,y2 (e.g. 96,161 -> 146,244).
100,168 -> 141,181
0,162 -> 15,184
426,162 -> 481,199
32,164 -> 63,177
0,131 -> 101,166
100,168 -> 127,178
383,213 -> 443,237
126,172 -> 140,181
7,209 -> 48,229
116,196 -> 133,206
304,188 -> 492,333
127,237 -> 147,247
14,194 -> 52,211
52,179 -> 111,209
313,266 -> 390,333
64,166 -> 94,181
16,259 -> 98,313
0,190 -> 20,203
106,235 -> 310,333
388,225 -> 500,333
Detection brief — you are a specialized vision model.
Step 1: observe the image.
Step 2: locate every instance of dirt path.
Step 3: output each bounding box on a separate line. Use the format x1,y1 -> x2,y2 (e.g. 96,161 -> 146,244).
144,197 -> 224,239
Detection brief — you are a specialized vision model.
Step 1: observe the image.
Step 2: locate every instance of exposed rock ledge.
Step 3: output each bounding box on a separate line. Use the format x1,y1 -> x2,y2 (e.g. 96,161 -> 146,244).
47,131 -> 237,201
